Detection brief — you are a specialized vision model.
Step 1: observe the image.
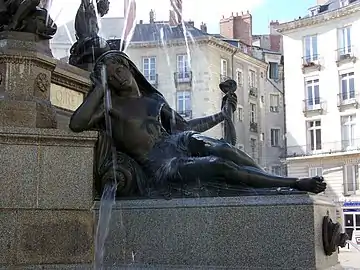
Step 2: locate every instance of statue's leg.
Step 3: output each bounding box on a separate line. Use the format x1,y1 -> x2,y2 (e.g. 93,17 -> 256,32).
191,134 -> 264,170
168,156 -> 326,193
8,0 -> 40,29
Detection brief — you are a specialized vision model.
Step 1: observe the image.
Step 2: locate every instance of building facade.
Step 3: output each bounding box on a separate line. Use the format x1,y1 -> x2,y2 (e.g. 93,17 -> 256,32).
277,0 -> 360,233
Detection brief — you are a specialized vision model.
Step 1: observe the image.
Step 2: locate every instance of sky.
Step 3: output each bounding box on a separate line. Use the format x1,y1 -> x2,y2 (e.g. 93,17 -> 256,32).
50,0 -> 316,34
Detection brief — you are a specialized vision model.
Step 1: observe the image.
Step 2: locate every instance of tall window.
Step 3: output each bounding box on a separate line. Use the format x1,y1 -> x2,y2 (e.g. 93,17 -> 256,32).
307,120 -> 322,151
269,62 -> 279,80
343,164 -> 359,195
236,70 -> 243,86
270,128 -> 280,147
306,79 -> 320,109
221,59 -> 228,80
309,167 -> 323,177
340,0 -> 349,8
237,106 -> 244,122
250,103 -> 257,123
340,72 -> 355,101
341,115 -> 356,149
249,70 -> 256,87
250,138 -> 257,159
270,94 -> 279,112
177,54 -> 190,80
338,26 -> 351,55
176,91 -> 191,117
303,35 -> 318,62
142,57 -> 156,82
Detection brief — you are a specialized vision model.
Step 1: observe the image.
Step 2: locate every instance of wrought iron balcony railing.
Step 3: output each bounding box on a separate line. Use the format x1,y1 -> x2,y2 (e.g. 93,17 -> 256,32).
249,87 -> 257,98
335,46 -> 356,65
178,110 -> 192,119
250,122 -> 258,133
302,98 -> 326,113
174,71 -> 192,87
337,91 -> 359,107
145,73 -> 159,87
285,139 -> 360,158
301,54 -> 321,72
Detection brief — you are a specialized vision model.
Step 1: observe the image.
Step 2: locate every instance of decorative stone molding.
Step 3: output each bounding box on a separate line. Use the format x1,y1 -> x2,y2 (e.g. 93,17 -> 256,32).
276,2 -> 360,34
34,73 -> 49,92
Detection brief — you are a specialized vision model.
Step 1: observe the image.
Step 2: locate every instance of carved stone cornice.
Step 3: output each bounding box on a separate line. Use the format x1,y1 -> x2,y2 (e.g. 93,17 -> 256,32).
276,2 -> 360,34
0,53 -> 57,71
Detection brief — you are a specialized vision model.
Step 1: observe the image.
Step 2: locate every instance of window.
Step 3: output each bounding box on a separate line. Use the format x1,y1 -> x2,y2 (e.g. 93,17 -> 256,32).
338,26 -> 351,55
269,62 -> 279,80
305,79 -> 320,109
271,166 -> 282,176
308,6 -> 319,16
237,106 -> 244,122
340,72 -> 355,100
343,164 -> 359,195
341,115 -> 356,149
142,57 -> 156,82
236,70 -> 243,86
177,54 -> 190,80
249,70 -> 256,87
176,91 -> 191,117
303,35 -> 318,62
250,138 -> 257,159
307,120 -> 322,151
340,0 -> 349,7
270,94 -> 279,112
250,103 -> 256,123
309,167 -> 323,177
221,59 -> 228,78
271,128 -> 281,147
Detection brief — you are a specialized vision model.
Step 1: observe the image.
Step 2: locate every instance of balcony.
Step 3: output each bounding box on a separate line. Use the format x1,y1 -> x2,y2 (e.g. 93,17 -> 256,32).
178,110 -> 192,119
249,87 -> 258,98
302,99 -> 326,115
286,139 -> 360,158
301,55 -> 322,73
145,74 -> 159,87
250,122 -> 258,133
336,46 -> 357,66
174,71 -> 192,87
337,91 -> 359,109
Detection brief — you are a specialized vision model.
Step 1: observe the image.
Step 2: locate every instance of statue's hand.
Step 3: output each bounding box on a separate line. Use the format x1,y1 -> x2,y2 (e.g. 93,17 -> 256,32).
221,92 -> 237,113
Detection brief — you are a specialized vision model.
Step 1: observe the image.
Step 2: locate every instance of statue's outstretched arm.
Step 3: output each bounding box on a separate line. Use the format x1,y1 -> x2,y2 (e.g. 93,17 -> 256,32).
186,112 -> 225,133
69,84 -> 104,132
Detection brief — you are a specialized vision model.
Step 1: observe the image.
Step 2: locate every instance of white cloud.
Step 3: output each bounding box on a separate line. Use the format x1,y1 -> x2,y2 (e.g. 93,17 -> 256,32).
50,0 -> 265,32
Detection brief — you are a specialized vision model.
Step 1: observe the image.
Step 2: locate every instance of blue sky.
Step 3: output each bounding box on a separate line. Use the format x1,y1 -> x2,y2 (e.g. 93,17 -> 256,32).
251,0 -> 315,34
51,0 -> 316,35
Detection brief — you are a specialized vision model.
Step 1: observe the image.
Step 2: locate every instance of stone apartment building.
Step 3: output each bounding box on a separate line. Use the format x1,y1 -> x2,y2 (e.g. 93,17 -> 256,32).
277,0 -> 360,232
49,2 -> 285,173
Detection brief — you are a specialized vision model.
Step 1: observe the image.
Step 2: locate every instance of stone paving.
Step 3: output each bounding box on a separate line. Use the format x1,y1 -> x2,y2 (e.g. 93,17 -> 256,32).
339,245 -> 360,269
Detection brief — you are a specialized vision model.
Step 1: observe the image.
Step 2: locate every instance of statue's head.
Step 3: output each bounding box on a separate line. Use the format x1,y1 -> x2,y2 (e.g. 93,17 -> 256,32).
97,0 -> 110,17
91,50 -> 164,99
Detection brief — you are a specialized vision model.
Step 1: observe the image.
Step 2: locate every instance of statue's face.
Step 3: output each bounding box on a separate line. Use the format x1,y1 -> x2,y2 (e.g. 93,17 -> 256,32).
97,0 -> 110,17
106,56 -> 140,97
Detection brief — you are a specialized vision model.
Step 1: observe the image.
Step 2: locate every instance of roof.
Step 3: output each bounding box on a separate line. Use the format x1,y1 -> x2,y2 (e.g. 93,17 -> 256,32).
312,0 -> 359,14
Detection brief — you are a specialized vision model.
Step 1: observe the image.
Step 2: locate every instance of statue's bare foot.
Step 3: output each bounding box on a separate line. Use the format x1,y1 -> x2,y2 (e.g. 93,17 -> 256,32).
295,176 -> 326,194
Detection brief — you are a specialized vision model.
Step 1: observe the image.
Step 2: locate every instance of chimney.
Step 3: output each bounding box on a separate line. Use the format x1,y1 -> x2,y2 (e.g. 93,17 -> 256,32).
269,19 -> 280,35
170,0 -> 182,24
219,12 -> 252,45
188,20 -> 194,27
149,9 -> 155,23
123,0 -> 136,41
200,22 -> 207,33
139,19 -> 143,24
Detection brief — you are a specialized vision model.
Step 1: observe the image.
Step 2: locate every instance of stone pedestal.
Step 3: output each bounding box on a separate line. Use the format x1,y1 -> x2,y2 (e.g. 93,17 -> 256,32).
0,32 -> 58,128
0,127 -> 97,268
94,195 -> 341,270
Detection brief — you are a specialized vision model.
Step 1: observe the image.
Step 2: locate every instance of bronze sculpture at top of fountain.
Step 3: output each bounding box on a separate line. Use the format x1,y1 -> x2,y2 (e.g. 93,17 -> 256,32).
69,46 -> 327,199
0,0 -> 57,39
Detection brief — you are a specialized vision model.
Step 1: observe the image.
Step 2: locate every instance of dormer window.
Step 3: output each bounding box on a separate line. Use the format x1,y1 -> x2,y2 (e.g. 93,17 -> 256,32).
340,0 -> 349,7
308,6 -> 320,16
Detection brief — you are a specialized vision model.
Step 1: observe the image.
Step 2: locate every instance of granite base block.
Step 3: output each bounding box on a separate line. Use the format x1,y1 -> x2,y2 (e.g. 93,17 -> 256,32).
0,127 -> 98,267
94,195 -> 340,270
